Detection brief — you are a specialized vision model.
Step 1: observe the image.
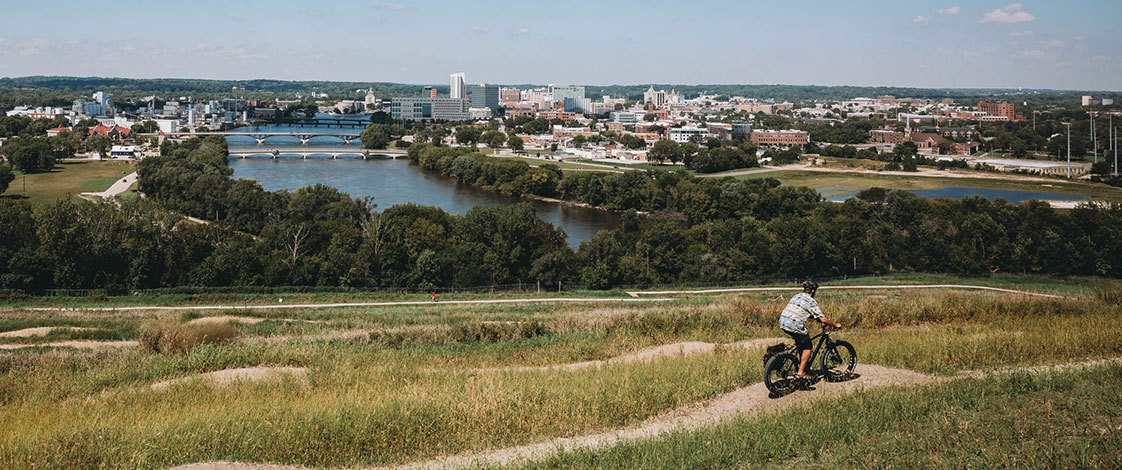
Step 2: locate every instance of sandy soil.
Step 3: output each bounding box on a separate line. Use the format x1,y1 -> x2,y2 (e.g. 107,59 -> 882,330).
0,326 -> 94,338
151,366 -> 308,391
465,337 -> 785,373
0,340 -> 137,350
185,315 -> 268,326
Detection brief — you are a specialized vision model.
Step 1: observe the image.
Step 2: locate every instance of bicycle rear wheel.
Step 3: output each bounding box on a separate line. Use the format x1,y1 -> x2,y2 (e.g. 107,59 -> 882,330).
821,340 -> 857,379
764,352 -> 799,394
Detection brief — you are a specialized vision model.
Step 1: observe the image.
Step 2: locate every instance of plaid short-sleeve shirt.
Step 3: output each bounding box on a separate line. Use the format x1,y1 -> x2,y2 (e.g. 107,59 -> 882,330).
779,292 -> 824,335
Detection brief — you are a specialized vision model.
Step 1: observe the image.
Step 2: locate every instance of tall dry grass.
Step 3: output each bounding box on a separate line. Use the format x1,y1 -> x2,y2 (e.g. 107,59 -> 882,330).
139,321 -> 241,354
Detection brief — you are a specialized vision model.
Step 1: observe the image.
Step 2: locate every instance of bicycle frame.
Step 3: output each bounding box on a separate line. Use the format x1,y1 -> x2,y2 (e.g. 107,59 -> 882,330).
792,326 -> 834,376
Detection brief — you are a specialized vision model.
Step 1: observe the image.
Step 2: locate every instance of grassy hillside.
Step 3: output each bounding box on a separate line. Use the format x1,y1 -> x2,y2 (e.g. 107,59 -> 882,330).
0,277 -> 1119,468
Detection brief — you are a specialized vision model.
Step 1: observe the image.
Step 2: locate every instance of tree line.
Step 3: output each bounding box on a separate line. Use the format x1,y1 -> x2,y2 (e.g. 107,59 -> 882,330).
0,136 -> 1119,293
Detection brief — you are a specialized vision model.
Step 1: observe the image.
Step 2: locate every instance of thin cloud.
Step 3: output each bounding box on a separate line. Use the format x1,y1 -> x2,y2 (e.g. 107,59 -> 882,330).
913,15 -> 931,23
1014,49 -> 1047,59
1043,39 -> 1064,48
982,3 -> 1036,24
1008,31 -> 1033,37
471,26 -> 490,33
371,1 -> 408,10
936,6 -> 960,15
510,28 -> 529,36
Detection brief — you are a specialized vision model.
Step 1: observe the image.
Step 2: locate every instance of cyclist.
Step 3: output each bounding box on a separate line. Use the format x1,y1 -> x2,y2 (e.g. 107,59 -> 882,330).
779,280 -> 842,380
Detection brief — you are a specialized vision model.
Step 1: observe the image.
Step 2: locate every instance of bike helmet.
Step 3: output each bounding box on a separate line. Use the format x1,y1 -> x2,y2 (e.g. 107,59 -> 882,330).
802,280 -> 819,292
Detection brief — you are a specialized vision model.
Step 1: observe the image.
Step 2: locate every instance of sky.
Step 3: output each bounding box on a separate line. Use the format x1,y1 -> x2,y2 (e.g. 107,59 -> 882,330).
0,0 -> 1120,91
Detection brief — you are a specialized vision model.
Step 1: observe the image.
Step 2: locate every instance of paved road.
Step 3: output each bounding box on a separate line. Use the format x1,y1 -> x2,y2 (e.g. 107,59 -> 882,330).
18,283 -> 1066,313
626,283 -> 1065,299
24,297 -> 674,312
82,171 -> 137,198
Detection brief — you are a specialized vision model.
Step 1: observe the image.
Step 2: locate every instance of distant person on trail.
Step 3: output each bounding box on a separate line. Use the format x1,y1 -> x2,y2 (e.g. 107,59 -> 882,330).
431,291 -> 436,302
779,280 -> 842,380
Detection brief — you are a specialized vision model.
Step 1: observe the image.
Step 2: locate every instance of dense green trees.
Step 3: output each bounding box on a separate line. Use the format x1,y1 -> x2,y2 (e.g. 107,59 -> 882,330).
688,146 -> 758,173
0,164 -> 13,194
648,139 -> 682,164
0,137 -> 60,172
360,124 -> 392,149
3,135 -> 1121,294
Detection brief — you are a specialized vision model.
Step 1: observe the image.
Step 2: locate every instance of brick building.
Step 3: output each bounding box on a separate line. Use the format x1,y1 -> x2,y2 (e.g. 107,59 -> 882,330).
978,100 -> 1016,121
751,129 -> 810,147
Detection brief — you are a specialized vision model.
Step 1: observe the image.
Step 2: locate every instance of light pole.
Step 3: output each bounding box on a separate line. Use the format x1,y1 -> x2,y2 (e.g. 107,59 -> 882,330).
1065,122 -> 1071,179
1091,111 -> 1096,164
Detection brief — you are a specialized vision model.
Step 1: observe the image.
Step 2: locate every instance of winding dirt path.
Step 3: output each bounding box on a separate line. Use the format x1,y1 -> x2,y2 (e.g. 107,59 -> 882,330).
462,337 -> 785,374
0,326 -> 95,338
170,356 -> 1121,470
151,367 -> 308,391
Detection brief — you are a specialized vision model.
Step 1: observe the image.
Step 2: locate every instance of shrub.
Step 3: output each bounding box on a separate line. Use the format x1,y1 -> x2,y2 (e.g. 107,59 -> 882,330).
369,321 -> 551,349
1094,288 -> 1122,306
139,321 -> 241,354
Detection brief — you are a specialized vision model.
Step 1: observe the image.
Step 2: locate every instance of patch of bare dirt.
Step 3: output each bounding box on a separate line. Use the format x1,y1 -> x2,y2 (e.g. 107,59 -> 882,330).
185,315 -> 268,326
0,326 -> 93,338
151,366 -> 308,391
467,337 -> 785,373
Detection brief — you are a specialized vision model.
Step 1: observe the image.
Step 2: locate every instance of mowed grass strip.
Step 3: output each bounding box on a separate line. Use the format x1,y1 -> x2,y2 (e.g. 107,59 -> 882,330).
6,160 -> 136,203
503,364 -> 1122,470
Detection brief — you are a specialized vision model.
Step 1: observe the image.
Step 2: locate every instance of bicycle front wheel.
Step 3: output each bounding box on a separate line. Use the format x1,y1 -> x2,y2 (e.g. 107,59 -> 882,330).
764,352 -> 799,394
821,340 -> 857,379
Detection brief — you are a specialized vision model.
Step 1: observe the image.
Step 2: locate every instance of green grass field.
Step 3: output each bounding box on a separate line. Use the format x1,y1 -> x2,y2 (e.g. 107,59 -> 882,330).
5,160 -> 136,203
0,276 -> 1119,469
735,169 -> 1122,202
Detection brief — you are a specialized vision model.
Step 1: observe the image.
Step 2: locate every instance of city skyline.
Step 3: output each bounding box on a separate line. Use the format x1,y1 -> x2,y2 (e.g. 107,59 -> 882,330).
0,1 -> 1121,91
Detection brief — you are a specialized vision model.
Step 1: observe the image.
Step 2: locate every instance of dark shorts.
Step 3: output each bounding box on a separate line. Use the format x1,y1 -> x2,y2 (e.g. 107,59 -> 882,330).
784,329 -> 813,351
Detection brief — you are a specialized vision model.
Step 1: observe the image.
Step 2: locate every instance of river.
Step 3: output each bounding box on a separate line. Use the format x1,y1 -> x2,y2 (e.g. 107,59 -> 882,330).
225,126 -> 619,247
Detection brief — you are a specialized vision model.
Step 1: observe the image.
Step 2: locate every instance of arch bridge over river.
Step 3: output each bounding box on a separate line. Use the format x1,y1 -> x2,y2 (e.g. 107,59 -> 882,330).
169,131 -> 361,144
228,147 -> 407,159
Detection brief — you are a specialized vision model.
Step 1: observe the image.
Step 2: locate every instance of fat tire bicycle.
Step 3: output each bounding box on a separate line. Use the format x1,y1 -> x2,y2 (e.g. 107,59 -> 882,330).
762,325 -> 857,395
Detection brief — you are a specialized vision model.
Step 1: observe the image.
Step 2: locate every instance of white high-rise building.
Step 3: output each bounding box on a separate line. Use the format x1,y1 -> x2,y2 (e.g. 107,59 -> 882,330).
450,72 -> 467,99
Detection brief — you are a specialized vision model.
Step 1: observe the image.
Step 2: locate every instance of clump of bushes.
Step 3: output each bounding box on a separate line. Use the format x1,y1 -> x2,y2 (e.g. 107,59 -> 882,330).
139,321 -> 241,354
369,321 -> 551,349
1094,288 -> 1122,306
451,321 -> 550,343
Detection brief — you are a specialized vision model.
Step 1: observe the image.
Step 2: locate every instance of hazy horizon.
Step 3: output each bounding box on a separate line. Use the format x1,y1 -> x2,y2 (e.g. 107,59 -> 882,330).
1,1 -> 1120,91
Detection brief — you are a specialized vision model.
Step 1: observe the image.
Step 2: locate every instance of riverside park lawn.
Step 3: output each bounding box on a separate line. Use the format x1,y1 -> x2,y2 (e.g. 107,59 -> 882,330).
5,160 -> 136,203
0,276 -> 1119,469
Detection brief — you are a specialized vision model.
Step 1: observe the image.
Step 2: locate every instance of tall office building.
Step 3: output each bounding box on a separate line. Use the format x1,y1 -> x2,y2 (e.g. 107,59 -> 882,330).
551,85 -> 587,113
471,84 -> 500,113
551,85 -> 584,103
450,72 -> 467,99
391,97 -> 471,121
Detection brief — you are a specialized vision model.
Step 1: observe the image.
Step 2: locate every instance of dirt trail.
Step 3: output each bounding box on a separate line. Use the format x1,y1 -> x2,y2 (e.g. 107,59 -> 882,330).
0,326 -> 94,338
0,340 -> 137,350
463,337 -> 785,373
185,316 -> 268,326
151,367 -> 308,391
168,363 -> 934,470
170,355 -> 1121,470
